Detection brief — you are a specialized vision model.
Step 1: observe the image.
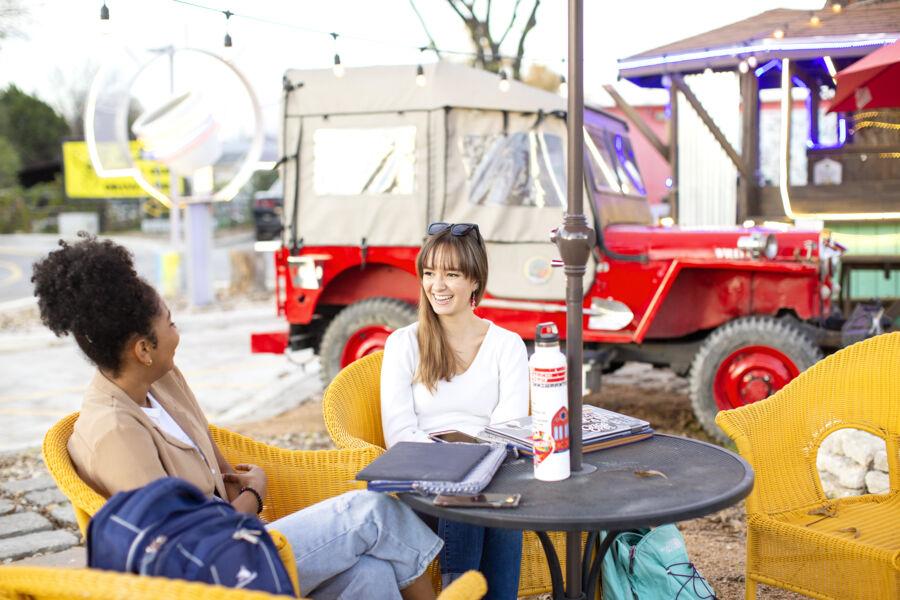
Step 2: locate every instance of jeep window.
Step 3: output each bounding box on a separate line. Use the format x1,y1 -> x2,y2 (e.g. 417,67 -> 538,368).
585,128 -> 621,193
460,131 -> 566,207
609,133 -> 646,196
313,127 -> 416,195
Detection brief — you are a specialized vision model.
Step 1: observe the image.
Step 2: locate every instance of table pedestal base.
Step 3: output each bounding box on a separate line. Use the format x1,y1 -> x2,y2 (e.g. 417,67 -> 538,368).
536,529 -> 622,600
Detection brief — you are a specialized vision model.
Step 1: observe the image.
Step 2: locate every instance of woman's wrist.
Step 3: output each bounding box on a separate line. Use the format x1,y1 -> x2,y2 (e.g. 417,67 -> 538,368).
239,485 -> 264,514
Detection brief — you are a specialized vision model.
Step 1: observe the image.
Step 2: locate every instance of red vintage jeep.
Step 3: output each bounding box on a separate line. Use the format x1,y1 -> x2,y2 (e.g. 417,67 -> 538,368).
255,63 -> 846,441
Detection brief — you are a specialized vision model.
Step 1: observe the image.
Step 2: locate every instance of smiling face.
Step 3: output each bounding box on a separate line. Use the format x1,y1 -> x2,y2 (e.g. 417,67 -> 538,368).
421,245 -> 480,318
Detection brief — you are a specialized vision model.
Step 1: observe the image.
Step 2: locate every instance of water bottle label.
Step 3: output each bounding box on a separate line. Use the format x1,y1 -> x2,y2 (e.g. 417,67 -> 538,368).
532,406 -> 570,465
530,366 -> 566,388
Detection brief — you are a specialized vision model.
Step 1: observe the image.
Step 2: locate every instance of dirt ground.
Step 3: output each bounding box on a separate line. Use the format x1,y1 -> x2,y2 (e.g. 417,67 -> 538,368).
232,382 -> 808,600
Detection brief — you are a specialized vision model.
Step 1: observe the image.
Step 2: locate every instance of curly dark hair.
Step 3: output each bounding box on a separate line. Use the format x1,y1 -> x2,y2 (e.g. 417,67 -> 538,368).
31,233 -> 160,374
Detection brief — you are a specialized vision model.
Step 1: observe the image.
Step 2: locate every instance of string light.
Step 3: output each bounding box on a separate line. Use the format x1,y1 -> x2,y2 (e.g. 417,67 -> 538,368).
832,2 -> 843,13
809,12 -> 821,26
747,56 -> 758,68
415,47 -> 427,86
773,27 -> 786,39
223,10 -> 233,49
498,69 -> 510,92
738,60 -> 749,74
330,32 -> 345,78
558,73 -> 567,96
703,66 -> 713,75
415,64 -> 426,87
171,0 -> 567,72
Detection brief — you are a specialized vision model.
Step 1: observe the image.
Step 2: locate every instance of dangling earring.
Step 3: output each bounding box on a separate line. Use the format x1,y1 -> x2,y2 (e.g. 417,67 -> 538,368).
470,292 -> 477,309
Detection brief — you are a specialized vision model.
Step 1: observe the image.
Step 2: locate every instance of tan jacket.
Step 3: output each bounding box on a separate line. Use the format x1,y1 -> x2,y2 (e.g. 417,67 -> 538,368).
68,367 -> 230,500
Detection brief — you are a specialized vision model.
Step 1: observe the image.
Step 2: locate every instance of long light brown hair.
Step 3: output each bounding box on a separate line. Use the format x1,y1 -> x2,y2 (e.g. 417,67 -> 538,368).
415,228 -> 488,392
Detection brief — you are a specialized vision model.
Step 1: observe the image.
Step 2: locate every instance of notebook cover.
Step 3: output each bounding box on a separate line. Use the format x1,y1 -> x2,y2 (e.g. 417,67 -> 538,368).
356,441 -> 491,483
485,405 -> 651,445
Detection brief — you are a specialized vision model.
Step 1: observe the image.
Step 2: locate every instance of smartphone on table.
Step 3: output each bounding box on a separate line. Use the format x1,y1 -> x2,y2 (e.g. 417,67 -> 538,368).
428,430 -> 484,444
433,493 -> 521,508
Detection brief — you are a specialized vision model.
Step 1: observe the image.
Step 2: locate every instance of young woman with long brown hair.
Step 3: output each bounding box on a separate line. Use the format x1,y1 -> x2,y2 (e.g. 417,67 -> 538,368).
380,222 -> 528,599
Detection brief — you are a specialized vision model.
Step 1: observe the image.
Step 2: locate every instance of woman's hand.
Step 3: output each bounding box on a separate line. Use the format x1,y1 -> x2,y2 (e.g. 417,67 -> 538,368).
223,464 -> 268,514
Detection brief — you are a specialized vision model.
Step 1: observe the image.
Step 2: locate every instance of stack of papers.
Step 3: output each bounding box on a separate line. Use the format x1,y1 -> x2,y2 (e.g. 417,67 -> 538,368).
481,405 -> 653,456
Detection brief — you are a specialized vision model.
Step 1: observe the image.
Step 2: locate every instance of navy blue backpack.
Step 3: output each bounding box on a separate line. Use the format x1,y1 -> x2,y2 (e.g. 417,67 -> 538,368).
87,477 -> 294,596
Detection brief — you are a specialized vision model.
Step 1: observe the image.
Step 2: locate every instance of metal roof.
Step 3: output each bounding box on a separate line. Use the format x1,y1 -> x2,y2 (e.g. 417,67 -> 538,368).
618,3 -> 900,88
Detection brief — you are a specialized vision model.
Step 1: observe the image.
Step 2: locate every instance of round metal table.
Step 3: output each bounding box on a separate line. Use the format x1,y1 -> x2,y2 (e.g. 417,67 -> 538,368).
401,434 -> 754,599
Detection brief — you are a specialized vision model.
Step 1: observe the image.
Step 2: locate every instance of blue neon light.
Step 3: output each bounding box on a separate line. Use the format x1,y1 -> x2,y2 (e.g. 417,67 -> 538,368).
754,59 -> 780,77
618,37 -> 897,71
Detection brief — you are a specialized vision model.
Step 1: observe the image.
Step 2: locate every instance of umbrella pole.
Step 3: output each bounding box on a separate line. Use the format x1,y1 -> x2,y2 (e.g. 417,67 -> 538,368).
557,0 -> 595,597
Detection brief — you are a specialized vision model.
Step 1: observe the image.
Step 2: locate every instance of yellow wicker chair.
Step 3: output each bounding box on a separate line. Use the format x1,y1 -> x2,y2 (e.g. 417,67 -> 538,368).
0,565 -> 488,600
323,351 -> 580,597
715,332 -> 900,600
43,412 -> 385,598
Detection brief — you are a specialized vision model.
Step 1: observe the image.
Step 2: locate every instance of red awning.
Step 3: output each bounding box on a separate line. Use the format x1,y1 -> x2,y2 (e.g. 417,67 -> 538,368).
830,39 -> 900,112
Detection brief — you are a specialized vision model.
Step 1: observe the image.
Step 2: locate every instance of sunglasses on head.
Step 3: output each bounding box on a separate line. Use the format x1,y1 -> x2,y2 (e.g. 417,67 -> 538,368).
427,222 -> 480,238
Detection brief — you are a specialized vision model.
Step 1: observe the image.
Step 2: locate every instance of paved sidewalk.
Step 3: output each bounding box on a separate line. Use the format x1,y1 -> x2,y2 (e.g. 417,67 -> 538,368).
0,299 -> 322,453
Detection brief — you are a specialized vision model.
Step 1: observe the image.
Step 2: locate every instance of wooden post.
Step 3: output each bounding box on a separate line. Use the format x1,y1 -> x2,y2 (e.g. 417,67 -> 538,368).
603,84 -> 669,160
668,83 -> 679,222
738,71 -> 760,222
671,74 -> 752,182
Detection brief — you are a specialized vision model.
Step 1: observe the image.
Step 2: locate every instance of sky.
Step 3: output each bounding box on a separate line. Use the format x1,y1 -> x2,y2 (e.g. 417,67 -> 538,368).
0,0 -> 826,135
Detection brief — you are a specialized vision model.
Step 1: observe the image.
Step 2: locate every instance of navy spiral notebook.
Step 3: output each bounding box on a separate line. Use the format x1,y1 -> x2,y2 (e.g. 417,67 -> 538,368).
356,441 -> 490,484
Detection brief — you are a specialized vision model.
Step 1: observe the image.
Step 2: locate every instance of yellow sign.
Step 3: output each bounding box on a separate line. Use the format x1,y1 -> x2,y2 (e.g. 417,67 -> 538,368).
62,141 -> 181,199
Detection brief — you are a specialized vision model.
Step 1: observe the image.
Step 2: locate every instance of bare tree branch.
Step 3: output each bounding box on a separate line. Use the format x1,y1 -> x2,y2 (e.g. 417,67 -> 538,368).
512,0 -> 540,79
407,0 -> 443,58
497,0 -> 524,47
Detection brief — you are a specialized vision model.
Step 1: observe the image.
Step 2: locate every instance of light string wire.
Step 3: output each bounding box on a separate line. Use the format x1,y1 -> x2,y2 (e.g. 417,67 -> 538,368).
170,0 -> 567,69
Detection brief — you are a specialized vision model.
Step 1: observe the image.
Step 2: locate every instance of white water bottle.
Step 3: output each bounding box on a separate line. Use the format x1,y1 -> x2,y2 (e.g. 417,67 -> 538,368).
529,322 -> 570,482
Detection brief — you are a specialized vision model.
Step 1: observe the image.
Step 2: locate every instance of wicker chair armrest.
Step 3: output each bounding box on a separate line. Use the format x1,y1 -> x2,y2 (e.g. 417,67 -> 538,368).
0,566 -> 284,599
435,570 -> 487,600
209,425 -> 380,520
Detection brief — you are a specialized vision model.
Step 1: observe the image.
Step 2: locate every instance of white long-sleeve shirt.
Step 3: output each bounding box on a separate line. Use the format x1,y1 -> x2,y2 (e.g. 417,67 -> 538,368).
380,320 -> 530,448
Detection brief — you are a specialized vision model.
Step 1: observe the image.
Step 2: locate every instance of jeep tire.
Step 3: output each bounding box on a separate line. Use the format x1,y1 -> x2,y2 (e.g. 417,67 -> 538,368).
689,316 -> 822,443
319,298 -> 417,385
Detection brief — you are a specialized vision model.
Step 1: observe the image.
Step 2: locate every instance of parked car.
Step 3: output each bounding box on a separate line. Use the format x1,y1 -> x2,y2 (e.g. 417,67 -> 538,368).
253,63 -> 855,442
253,178 -> 283,241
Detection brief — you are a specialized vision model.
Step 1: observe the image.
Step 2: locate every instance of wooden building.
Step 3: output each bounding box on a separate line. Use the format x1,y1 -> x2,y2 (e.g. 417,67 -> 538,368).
614,2 -> 900,307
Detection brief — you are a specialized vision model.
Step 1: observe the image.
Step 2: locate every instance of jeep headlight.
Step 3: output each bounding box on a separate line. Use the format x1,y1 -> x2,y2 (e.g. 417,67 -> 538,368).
737,233 -> 777,259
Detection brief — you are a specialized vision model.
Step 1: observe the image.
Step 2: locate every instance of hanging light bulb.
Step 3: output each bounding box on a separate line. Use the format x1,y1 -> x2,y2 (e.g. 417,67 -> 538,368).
703,66 -> 713,76
809,12 -> 822,26
747,56 -> 758,68
558,73 -> 567,96
832,2 -> 843,14
498,69 -> 510,92
773,27 -> 785,39
330,32 -> 345,78
99,1 -> 111,34
415,46 -> 427,87
738,60 -> 749,74
415,64 -> 426,87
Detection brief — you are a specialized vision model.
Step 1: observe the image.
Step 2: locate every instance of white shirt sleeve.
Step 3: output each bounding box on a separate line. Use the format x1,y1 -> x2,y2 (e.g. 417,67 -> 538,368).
489,331 -> 530,425
380,327 -> 432,447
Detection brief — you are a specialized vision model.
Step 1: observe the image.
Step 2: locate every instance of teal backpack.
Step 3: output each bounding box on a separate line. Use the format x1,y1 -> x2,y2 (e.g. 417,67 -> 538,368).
601,525 -> 717,600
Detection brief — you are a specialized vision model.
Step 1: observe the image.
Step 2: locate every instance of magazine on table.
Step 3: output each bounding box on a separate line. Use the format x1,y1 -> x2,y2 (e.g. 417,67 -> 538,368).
480,405 -> 653,456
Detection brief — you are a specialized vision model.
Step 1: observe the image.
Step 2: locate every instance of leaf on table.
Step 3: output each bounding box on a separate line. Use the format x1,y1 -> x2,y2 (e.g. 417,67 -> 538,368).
634,469 -> 668,479
837,527 -> 861,538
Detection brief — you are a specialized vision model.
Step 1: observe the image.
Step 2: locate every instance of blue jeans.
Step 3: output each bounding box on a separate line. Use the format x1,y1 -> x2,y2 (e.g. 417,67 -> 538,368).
269,490 -> 442,600
439,518 -> 522,600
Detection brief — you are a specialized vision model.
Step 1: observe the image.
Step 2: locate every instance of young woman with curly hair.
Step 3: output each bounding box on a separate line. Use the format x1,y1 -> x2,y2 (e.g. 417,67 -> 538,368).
380,223 -> 528,599
32,234 -> 441,600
